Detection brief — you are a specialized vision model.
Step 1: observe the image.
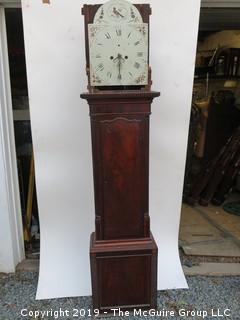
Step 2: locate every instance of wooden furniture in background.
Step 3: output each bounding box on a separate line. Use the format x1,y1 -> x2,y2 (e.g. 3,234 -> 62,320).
204,91 -> 240,162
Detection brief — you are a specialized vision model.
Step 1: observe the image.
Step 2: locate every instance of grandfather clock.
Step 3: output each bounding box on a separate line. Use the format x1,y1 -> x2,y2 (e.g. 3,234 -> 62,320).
81,0 -> 159,313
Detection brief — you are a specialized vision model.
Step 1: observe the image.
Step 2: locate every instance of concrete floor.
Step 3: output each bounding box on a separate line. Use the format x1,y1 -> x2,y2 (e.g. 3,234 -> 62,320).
180,203 -> 240,257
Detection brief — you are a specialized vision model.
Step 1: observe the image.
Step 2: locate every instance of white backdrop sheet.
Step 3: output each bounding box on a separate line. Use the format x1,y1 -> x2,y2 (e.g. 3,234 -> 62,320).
21,0 -> 201,299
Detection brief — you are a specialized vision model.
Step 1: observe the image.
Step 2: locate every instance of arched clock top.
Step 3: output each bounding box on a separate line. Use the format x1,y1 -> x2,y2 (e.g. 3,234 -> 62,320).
81,1 -> 152,90
93,0 -> 143,24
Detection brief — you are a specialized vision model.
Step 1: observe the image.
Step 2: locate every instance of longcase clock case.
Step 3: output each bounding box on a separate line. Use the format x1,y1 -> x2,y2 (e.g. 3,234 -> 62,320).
81,2 -> 159,312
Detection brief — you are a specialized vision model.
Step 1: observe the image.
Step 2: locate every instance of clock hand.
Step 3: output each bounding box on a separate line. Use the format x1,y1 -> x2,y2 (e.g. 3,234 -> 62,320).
118,59 -> 122,80
113,54 -> 125,80
113,53 -> 125,63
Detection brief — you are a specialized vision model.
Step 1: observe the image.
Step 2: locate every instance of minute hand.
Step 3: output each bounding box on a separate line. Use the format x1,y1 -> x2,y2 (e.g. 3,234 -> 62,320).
118,59 -> 121,79
113,54 -> 124,80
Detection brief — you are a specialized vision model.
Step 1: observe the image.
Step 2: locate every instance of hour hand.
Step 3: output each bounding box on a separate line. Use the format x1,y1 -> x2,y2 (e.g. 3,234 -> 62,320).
113,53 -> 125,63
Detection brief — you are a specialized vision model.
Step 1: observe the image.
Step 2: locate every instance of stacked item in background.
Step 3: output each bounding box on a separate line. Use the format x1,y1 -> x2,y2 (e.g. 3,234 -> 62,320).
187,126 -> 240,206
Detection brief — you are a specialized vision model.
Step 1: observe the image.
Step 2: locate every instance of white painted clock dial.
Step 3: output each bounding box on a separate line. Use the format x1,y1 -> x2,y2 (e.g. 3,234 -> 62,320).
89,23 -> 148,86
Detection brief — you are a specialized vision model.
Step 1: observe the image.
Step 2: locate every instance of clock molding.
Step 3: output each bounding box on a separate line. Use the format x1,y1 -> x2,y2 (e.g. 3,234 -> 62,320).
81,0 -> 160,313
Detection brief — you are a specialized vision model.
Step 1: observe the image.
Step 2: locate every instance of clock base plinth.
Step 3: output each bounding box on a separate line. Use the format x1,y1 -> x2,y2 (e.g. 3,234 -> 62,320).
90,232 -> 158,313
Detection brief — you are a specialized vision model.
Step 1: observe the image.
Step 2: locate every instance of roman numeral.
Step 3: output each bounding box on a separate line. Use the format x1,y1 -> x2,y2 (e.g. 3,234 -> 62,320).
127,32 -> 132,38
134,62 -> 140,69
107,72 -> 112,78
116,28 -> 122,36
97,63 -> 104,71
105,32 -> 111,39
